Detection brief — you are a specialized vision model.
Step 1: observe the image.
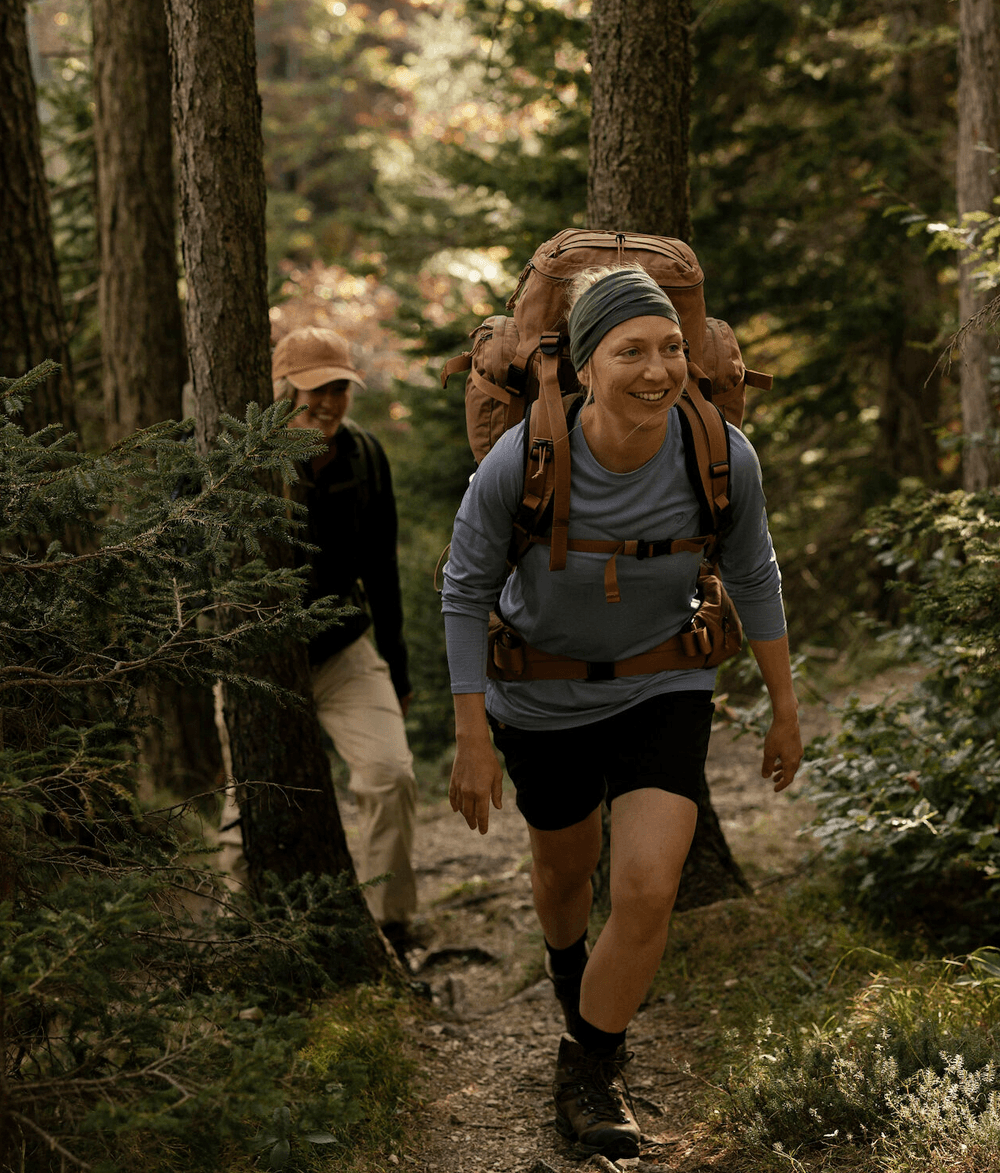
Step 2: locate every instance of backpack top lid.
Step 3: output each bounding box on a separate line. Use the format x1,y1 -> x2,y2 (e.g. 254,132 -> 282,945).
506,229 -> 708,370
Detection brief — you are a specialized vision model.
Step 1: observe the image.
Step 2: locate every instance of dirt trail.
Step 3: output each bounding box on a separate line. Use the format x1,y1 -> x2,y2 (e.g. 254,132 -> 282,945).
344,673 -> 921,1172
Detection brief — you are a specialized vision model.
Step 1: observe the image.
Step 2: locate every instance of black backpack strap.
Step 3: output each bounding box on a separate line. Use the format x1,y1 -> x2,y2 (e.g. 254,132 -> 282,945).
342,418 -> 382,509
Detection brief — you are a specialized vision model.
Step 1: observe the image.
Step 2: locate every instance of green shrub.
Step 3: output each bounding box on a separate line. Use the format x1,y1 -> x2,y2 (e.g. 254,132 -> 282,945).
721,950 -> 1000,1170
802,485 -> 1000,949
804,632 -> 1000,949
0,366 -> 398,1171
293,985 -> 416,1162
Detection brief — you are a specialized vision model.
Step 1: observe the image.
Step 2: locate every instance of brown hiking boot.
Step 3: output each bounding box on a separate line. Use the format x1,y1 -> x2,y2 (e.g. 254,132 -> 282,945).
544,944 -> 589,1038
552,1035 -> 640,1158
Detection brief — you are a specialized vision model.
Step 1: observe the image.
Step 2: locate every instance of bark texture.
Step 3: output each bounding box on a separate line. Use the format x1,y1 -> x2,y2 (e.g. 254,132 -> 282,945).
164,0 -> 381,962
587,0 -> 748,909
878,259 -> 944,485
0,0 -> 77,434
137,682 -> 222,798
957,0 -> 1000,489
165,0 -> 271,450
674,771 -> 752,910
93,0 -> 206,797
93,0 -> 186,443
587,0 -> 692,238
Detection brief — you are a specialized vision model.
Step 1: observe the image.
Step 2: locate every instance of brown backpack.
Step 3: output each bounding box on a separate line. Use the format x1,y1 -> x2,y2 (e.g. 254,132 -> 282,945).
442,230 -> 770,449
440,229 -> 772,681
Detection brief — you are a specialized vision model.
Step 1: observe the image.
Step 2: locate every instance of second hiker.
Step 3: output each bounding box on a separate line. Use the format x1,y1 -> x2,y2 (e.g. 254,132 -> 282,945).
274,325 -> 418,951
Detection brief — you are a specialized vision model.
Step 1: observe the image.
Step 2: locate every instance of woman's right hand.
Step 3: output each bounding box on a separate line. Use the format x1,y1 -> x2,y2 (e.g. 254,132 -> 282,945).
450,735 -> 504,835
450,693 -> 504,834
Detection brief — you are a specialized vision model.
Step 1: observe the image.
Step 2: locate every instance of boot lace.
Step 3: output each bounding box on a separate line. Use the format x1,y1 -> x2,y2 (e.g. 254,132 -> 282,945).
564,1049 -> 637,1124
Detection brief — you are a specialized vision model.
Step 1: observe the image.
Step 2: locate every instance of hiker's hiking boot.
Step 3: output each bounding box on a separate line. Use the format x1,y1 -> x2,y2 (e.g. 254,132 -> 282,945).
552,1035 -> 641,1159
544,944 -> 589,1038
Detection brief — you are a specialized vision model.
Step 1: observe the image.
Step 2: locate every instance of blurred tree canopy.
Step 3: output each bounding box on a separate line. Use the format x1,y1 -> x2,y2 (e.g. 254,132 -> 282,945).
18,0 -> 997,759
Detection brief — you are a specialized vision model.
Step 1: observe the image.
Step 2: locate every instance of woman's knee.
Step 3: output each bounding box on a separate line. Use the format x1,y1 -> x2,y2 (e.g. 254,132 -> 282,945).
348,760 -> 417,803
531,834 -> 601,896
532,854 -> 596,900
611,868 -> 680,933
529,812 -> 602,894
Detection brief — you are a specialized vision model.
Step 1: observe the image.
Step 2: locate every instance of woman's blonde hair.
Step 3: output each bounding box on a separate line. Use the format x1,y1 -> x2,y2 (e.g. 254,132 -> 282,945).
565,261 -> 649,314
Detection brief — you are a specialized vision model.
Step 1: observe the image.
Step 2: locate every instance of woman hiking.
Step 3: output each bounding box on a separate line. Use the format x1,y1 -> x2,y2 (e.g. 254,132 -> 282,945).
441,264 -> 802,1159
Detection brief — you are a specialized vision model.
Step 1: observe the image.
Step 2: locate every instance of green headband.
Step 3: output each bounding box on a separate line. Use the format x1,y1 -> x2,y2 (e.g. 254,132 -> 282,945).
568,270 -> 681,372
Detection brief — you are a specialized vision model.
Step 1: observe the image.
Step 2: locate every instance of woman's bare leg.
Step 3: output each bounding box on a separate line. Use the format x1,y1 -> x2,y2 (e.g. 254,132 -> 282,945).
580,789 -> 697,1032
528,807 -> 603,949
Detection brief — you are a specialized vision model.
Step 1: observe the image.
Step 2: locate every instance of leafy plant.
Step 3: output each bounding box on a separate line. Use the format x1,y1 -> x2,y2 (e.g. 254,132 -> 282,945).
0,365 -> 394,1171
252,1106 -> 337,1170
803,485 -> 1000,949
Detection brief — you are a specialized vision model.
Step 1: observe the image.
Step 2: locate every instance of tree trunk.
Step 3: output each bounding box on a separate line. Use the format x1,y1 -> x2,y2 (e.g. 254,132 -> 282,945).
865,0 -> 954,490
137,681 -> 222,799
587,0 -> 692,238
587,0 -> 747,910
878,261 -> 944,485
164,0 -> 387,973
93,0 -> 186,444
674,770 -> 751,909
0,0 -> 77,435
165,0 -> 271,453
93,0 -> 210,802
957,0 -> 1000,490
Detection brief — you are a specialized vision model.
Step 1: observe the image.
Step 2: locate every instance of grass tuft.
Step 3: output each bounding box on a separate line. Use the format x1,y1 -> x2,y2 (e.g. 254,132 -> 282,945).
652,876 -> 1000,1170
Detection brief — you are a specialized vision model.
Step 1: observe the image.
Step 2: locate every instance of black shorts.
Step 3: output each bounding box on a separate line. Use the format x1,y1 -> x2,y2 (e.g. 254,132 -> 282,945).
488,691 -> 714,832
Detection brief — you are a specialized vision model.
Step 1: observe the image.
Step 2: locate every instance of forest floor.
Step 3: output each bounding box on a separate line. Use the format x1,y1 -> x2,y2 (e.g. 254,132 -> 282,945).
340,666 -> 923,1173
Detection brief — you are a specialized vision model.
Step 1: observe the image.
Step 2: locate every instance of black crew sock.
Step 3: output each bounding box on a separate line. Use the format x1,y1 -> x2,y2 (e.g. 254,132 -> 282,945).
545,932 -> 588,976
574,1014 -> 627,1056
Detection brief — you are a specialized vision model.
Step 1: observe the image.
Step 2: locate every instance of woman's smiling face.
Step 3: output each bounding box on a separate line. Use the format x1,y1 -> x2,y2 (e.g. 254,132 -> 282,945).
289,380 -> 352,441
580,315 -> 687,428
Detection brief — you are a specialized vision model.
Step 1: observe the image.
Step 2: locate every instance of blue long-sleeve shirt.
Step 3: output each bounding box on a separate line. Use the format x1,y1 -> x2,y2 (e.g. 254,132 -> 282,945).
441,405 -> 785,730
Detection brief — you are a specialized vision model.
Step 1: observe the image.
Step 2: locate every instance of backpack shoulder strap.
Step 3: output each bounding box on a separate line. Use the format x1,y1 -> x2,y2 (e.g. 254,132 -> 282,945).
536,335 -> 571,570
676,377 -> 733,549
507,390 -> 584,569
342,419 -> 382,504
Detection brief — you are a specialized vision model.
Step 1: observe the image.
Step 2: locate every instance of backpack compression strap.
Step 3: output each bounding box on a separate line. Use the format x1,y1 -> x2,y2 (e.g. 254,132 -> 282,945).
441,320 -> 529,430
442,350 -> 520,410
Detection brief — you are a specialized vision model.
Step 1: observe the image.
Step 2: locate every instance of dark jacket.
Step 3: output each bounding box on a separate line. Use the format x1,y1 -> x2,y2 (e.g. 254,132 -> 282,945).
301,420 -> 411,700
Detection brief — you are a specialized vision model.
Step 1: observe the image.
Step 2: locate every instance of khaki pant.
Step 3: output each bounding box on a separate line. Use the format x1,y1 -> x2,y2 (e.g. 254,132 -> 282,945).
216,635 -> 418,924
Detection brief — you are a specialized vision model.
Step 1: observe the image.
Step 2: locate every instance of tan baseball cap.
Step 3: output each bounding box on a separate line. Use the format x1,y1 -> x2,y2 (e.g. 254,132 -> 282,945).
271,327 -> 367,392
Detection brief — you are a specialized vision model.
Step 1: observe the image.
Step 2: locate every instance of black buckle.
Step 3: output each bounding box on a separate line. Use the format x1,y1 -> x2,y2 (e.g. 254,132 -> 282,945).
539,332 -> 561,357
585,660 -> 615,682
709,461 -> 729,479
634,539 -> 652,561
506,363 -> 527,393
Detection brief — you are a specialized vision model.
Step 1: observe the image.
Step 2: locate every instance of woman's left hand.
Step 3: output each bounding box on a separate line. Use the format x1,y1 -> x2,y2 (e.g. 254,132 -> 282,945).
761,712 -> 802,792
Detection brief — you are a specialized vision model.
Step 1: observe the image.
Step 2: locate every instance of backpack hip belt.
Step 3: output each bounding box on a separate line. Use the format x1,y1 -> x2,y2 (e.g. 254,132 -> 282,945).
487,566 -> 743,682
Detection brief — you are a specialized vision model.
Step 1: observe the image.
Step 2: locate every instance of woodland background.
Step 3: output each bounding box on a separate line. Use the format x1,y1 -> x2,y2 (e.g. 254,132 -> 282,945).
2,0 -> 1000,1170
